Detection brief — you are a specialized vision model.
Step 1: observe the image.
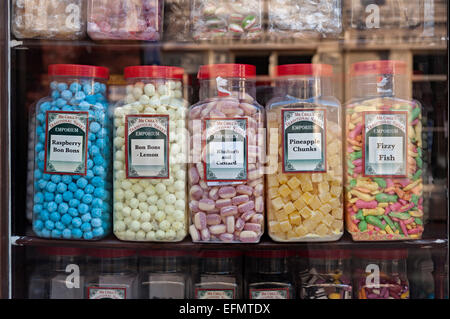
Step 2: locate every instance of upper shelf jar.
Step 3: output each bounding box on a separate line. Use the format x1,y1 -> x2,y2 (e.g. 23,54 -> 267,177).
266,64 -> 343,242
187,64 -> 265,243
87,0 -> 164,41
344,60 -> 423,241
12,0 -> 86,39
31,64 -> 112,240
268,0 -> 342,39
191,0 -> 263,41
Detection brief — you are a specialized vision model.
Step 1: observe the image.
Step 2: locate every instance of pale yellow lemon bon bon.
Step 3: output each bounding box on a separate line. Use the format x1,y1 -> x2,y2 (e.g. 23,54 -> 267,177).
113,78 -> 188,242
266,108 -> 344,241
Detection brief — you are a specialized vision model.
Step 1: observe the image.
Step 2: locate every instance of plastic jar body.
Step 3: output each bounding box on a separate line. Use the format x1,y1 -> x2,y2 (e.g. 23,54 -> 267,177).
344,61 -> 423,241
87,0 -> 164,40
246,251 -> 295,299
266,64 -> 343,242
139,250 -> 190,299
31,64 -> 112,241
85,249 -> 139,299
191,0 -> 263,41
298,250 -> 352,299
187,64 -> 265,243
193,251 -> 243,299
353,250 -> 409,299
267,0 -> 342,39
112,66 -> 188,242
12,0 -> 86,39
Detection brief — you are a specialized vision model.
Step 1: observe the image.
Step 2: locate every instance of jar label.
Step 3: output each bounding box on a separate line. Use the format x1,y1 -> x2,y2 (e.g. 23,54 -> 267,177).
195,288 -> 235,299
125,115 -> 169,179
282,109 -> 326,173
87,287 -> 126,299
203,118 -> 248,183
250,288 -> 290,299
44,111 -> 88,175
363,112 -> 407,177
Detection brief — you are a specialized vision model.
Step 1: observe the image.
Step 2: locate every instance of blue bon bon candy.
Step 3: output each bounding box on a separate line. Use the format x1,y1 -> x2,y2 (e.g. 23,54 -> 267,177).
32,70 -> 111,240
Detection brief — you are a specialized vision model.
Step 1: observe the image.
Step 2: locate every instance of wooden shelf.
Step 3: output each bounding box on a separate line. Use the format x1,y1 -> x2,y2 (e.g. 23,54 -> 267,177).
412,74 -> 448,82
11,222 -> 447,251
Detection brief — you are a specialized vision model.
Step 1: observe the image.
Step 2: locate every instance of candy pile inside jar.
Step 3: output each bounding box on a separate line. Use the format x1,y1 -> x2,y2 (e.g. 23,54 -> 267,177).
113,66 -> 187,242
268,0 -> 342,39
354,250 -> 410,299
345,61 -> 423,241
298,250 -> 352,299
188,64 -> 265,243
87,0 -> 163,40
266,64 -> 343,242
12,0 -> 85,39
191,0 -> 263,41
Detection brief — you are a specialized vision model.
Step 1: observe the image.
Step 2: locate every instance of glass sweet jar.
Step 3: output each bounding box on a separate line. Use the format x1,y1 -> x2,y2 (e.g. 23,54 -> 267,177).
353,249 -> 410,299
112,66 -> 188,242
12,0 -> 86,39
85,249 -> 139,299
246,250 -> 295,299
344,61 -> 423,241
87,0 -> 164,40
139,250 -> 190,299
192,250 -> 243,299
31,64 -> 112,240
187,64 -> 265,243
266,64 -> 343,242
191,0 -> 263,41
298,249 -> 352,299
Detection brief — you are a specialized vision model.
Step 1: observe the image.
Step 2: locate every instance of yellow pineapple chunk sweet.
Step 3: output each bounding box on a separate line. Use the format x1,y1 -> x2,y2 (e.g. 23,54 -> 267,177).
287,176 -> 301,190
300,179 -> 313,192
278,184 -> 292,197
287,229 -> 297,239
315,223 -> 329,236
309,195 -> 322,210
295,225 -> 308,237
328,197 -> 340,209
279,220 -> 291,232
310,211 -> 323,226
322,213 -> 335,226
268,187 -> 279,199
268,176 -> 279,188
283,202 -> 296,215
330,185 -> 342,197
293,197 -> 306,210
271,197 -> 285,211
275,209 -> 289,222
289,213 -> 302,226
300,192 -> 313,205
319,192 -> 332,204
299,206 -> 313,219
318,181 -> 330,194
319,203 -> 332,215
303,219 -> 315,233
331,208 -> 343,219
277,174 -> 288,185
331,220 -> 344,232
289,188 -> 301,201
269,221 -> 281,233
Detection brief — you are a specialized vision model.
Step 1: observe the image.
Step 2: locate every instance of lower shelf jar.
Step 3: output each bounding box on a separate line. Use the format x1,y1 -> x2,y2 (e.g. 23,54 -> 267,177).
298,249 -> 352,299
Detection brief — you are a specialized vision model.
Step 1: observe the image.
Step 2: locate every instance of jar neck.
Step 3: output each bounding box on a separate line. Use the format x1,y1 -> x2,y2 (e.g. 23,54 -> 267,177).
276,77 -> 332,99
351,73 -> 407,100
50,255 -> 82,273
141,256 -> 184,273
255,258 -> 288,275
199,77 -> 256,101
200,257 -> 237,275
91,257 -> 137,275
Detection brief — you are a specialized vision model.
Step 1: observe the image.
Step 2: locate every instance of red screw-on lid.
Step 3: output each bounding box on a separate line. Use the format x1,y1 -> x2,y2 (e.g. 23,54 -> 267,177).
247,250 -> 295,258
48,64 -> 109,79
124,65 -> 184,80
353,249 -> 408,260
198,64 -> 256,80
277,64 -> 333,77
350,60 -> 406,76
195,250 -> 243,258
38,247 -> 84,256
86,248 -> 136,258
297,249 -> 351,259
140,250 -> 189,257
